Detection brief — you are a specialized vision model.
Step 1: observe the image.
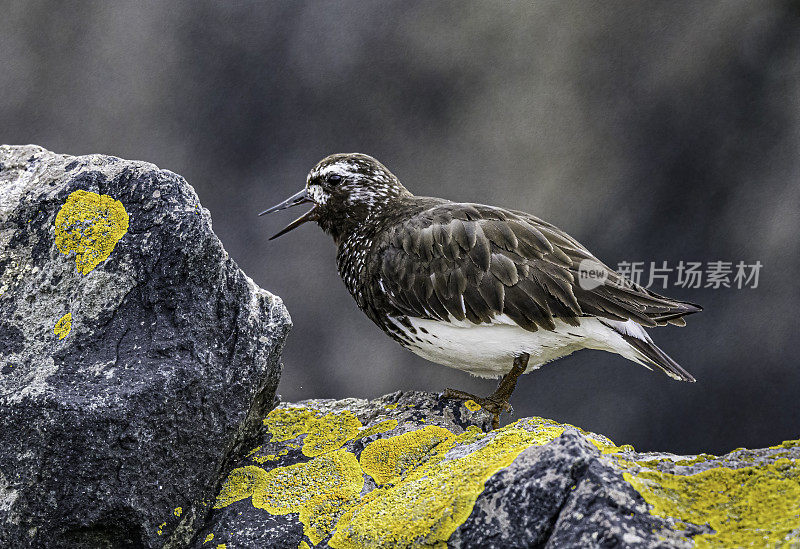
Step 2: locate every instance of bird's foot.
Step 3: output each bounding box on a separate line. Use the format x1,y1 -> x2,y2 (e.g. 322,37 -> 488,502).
442,388 -> 513,430
441,353 -> 530,430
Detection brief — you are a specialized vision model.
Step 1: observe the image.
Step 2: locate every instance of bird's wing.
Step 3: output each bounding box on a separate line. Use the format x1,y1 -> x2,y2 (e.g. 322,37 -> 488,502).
373,202 -> 700,331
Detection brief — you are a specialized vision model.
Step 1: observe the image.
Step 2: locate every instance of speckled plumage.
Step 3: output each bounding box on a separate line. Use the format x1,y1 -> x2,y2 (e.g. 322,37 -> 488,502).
263,153 -> 701,386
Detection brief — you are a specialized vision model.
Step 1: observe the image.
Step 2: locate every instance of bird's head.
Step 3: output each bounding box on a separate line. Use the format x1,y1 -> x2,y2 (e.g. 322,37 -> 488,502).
261,153 -> 410,242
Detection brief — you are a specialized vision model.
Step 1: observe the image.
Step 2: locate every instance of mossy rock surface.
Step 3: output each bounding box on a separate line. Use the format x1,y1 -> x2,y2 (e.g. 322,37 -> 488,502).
0,145 -> 291,548
202,391 -> 800,549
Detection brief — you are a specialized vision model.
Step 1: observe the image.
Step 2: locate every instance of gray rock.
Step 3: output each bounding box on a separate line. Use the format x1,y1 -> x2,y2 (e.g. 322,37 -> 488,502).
0,145 -> 291,548
202,391 -> 800,548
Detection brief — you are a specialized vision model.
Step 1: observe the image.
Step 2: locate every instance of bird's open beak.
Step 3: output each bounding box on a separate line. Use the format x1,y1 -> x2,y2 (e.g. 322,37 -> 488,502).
259,188 -> 318,240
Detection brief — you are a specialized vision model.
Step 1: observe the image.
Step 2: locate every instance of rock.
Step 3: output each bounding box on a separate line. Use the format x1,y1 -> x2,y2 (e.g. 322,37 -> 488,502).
0,145 -> 291,548
202,391 -> 800,548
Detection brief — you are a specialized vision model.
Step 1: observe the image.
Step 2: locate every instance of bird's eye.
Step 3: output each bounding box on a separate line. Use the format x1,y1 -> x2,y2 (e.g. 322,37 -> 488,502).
328,174 -> 342,185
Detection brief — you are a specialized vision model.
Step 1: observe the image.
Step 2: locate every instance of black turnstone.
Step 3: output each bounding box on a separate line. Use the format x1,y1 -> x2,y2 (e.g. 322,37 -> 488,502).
261,153 -> 701,428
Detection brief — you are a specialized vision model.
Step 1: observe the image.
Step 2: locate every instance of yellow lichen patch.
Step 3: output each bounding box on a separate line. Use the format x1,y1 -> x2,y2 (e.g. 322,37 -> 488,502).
302,411 -> 364,457
54,312 -> 72,340
520,417 -> 566,445
672,453 -> 716,467
384,404 -> 398,410
587,439 -> 635,455
203,533 -> 214,544
358,419 -> 399,439
329,425 -> 541,549
55,190 -> 129,275
214,465 -> 269,509
522,417 -> 632,454
767,439 -> 800,455
253,449 -> 289,464
463,400 -> 481,412
173,507 -> 182,517
264,406 -> 399,458
360,425 -> 456,486
217,410 -> 629,548
240,450 -> 365,545
157,522 -> 166,536
264,407 -> 318,441
461,425 -> 484,438
216,545 -> 226,549
299,542 -> 311,549
254,454 -> 278,464
624,459 -> 800,547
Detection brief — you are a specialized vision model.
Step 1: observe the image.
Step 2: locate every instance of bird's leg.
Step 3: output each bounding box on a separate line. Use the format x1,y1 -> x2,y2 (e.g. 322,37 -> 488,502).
444,353 -> 530,429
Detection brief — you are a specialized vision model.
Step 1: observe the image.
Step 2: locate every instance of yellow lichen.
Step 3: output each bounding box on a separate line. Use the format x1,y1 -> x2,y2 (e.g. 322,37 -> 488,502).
302,411 -> 364,457
360,425 -> 455,486
215,449 -> 365,545
358,419 -> 399,438
55,190 -> 129,275
216,545 -> 226,549
520,417 -> 566,446
214,407 -> 653,548
217,405 -> 800,548
329,425 -> 542,548
252,448 -> 289,464
299,542 -> 311,549
522,416 -> 632,454
384,404 -> 398,410
203,533 -> 214,544
214,465 -> 269,508
588,439 -> 635,455
624,459 -> 800,547
263,407 -> 318,441
252,447 -> 290,463
263,407 -> 401,458
54,312 -> 72,340
463,400 -> 481,412
173,506 -> 182,517
157,522 -> 166,536
672,453 -> 715,467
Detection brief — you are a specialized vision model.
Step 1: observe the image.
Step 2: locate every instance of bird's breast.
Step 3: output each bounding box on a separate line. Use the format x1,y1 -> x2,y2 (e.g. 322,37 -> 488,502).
336,231 -> 378,309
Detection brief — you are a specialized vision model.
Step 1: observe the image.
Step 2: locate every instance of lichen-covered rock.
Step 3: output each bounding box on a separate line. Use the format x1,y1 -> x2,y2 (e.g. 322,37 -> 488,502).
201,391 -> 800,548
0,145 -> 291,548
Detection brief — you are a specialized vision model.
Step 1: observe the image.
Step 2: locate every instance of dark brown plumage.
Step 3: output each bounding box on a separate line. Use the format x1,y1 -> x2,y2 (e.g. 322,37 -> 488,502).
371,200 -> 699,331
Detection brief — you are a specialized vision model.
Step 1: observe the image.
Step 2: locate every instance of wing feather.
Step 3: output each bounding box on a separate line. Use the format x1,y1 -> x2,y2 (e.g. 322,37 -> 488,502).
371,201 -> 700,332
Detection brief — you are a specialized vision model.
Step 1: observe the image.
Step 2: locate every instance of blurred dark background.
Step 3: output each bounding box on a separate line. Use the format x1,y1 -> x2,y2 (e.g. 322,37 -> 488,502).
2,1 -> 798,455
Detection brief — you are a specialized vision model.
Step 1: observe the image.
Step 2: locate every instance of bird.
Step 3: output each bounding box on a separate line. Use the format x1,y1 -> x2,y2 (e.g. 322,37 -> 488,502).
261,153 -> 701,428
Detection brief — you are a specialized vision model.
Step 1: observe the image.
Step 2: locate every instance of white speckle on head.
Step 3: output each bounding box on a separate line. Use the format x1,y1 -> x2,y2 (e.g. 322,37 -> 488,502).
307,184 -> 327,204
309,159 -> 380,186
307,154 -> 406,212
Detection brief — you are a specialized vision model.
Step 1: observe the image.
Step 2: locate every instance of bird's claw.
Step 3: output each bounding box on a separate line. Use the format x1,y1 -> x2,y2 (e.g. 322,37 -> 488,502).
442,388 -> 513,430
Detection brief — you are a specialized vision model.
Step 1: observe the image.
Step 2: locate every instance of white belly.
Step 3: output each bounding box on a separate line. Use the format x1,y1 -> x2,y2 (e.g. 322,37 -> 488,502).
390,315 -> 644,378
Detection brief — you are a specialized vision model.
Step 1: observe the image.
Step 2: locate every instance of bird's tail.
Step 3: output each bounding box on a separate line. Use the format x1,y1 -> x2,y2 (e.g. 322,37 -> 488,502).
600,319 -> 696,382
